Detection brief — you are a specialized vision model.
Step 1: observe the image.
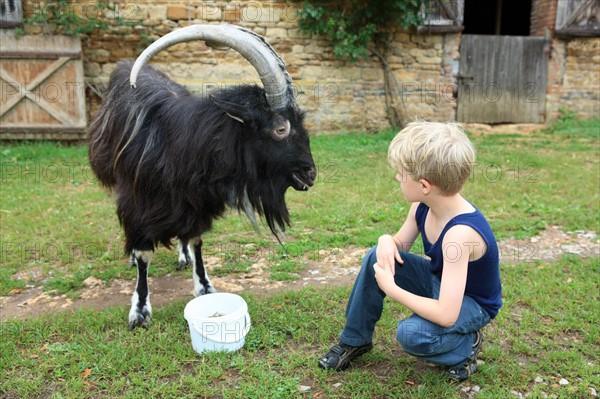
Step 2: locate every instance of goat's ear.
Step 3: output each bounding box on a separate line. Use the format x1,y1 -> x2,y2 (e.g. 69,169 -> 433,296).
209,95 -> 247,124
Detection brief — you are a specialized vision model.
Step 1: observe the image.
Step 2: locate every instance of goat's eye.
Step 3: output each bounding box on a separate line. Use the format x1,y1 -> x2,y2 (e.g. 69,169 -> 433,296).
272,120 -> 290,140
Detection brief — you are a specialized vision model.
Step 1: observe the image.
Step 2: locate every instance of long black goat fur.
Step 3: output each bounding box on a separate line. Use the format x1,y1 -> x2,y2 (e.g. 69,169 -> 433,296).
88,61 -> 316,329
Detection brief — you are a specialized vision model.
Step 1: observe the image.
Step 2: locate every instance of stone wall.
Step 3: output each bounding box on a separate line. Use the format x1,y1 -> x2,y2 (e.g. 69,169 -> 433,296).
547,37 -> 600,120
75,1 -> 459,134
530,0 -> 599,120
12,0 -> 598,138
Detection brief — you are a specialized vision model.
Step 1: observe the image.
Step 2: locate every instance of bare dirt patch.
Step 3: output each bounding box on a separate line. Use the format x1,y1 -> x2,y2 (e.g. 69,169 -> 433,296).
1,226 -> 597,322
0,246 -> 367,322
463,123 -> 546,136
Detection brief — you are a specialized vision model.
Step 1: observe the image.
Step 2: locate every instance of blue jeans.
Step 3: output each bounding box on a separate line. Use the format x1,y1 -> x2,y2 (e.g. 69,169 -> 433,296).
340,246 -> 490,366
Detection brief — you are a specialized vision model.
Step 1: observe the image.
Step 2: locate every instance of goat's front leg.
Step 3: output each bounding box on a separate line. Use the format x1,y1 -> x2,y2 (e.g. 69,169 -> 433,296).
190,238 -> 216,296
129,249 -> 153,330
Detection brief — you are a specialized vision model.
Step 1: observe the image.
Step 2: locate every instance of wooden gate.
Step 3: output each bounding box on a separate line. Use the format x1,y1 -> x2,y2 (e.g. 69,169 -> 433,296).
0,32 -> 87,140
456,35 -> 549,123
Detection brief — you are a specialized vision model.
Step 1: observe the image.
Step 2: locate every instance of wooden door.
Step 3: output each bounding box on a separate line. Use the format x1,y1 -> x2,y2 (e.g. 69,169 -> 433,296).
0,33 -> 87,140
456,35 -> 549,123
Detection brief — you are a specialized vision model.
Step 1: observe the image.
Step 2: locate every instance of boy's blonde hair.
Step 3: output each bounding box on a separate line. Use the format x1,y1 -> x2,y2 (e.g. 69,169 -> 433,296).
388,122 -> 475,195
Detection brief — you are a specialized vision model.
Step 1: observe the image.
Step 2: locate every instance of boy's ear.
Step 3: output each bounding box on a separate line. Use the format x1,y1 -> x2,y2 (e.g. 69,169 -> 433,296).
209,95 -> 249,124
419,179 -> 432,194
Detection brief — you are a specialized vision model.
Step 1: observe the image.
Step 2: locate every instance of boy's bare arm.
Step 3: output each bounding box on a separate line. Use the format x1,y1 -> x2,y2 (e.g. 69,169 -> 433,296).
374,224 -> 481,327
392,202 -> 420,251
376,202 -> 420,273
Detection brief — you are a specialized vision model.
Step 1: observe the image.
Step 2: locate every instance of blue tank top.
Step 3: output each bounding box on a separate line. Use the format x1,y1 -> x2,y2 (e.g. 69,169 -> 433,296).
415,202 -> 502,318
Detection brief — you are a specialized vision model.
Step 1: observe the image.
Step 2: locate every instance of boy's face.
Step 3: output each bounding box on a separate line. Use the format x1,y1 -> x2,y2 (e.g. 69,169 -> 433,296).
395,168 -> 423,202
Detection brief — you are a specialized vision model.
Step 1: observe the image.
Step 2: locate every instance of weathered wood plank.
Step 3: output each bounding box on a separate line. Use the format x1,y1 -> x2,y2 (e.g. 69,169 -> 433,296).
0,31 -> 87,139
457,35 -> 548,123
0,32 -> 81,55
556,0 -> 599,30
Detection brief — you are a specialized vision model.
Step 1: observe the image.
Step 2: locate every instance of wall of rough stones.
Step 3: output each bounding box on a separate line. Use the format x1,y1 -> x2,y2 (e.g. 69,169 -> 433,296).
530,0 -> 600,120
547,37 -> 600,120
74,0 -> 459,134
15,0 -> 599,136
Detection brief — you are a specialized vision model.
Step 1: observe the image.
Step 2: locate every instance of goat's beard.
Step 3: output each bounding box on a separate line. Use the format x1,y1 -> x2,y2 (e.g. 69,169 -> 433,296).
239,178 -> 291,238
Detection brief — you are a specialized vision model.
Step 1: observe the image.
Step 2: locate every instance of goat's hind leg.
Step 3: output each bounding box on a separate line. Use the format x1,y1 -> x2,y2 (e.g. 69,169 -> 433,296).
191,238 -> 216,296
129,251 -> 137,267
129,249 -> 154,330
176,239 -> 192,271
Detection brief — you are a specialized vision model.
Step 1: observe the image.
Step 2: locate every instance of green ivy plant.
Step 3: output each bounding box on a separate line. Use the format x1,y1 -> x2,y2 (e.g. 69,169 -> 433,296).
294,0 -> 430,128
294,0 -> 427,61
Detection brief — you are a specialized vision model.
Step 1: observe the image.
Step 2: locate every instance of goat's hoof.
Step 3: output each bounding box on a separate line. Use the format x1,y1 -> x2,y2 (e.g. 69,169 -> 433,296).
206,284 -> 217,294
176,259 -> 190,271
176,253 -> 192,271
194,283 -> 217,297
128,309 -> 152,331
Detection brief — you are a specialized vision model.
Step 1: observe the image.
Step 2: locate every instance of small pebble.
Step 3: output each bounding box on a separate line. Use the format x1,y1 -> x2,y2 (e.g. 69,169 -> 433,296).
590,387 -> 598,398
472,385 -> 481,393
559,378 -> 569,386
297,385 -> 311,393
83,276 -> 103,287
534,376 -> 544,383
332,383 -> 342,388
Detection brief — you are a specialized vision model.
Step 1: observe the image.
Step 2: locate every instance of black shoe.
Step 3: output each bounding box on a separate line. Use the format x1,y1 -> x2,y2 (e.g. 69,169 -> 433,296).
446,331 -> 483,381
318,342 -> 373,371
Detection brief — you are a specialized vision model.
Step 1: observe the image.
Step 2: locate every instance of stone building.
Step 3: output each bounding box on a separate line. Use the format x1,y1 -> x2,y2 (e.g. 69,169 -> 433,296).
0,0 -> 598,139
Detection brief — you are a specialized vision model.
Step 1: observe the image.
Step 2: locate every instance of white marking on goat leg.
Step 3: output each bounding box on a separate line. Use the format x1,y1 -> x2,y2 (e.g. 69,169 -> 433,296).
177,241 -> 186,270
201,273 -> 217,296
128,290 -> 153,328
177,240 -> 186,264
188,245 -> 216,297
133,249 -> 151,263
188,247 -> 201,296
176,239 -> 191,270
129,251 -> 137,267
129,250 -> 153,330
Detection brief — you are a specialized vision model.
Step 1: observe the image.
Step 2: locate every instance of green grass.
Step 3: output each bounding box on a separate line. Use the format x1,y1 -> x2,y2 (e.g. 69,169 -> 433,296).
1,118 -> 598,295
1,116 -> 599,397
1,255 -> 598,398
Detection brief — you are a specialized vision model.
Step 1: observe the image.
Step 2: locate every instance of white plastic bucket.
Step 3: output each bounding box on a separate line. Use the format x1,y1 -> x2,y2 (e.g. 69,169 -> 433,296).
184,293 -> 251,354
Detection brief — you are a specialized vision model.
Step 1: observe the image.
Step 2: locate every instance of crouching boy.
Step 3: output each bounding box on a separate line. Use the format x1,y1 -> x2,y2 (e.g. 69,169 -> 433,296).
318,122 -> 502,381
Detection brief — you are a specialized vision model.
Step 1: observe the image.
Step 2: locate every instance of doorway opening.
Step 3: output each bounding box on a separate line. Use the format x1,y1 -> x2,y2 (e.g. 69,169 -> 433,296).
463,0 -> 532,35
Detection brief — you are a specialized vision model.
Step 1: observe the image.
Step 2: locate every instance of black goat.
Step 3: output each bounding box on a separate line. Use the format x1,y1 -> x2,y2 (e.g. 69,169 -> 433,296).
88,25 -> 316,330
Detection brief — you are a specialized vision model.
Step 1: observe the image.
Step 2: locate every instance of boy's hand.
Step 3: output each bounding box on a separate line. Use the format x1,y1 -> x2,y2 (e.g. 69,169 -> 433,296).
373,262 -> 396,294
376,234 -> 404,276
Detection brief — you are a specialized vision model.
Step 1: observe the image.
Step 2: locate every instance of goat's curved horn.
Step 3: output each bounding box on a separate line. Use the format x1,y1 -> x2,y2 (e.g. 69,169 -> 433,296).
130,24 -> 294,111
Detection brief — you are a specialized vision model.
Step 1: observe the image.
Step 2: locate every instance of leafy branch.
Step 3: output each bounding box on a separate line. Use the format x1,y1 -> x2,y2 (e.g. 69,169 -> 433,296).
294,0 -> 427,61
294,0 -> 430,128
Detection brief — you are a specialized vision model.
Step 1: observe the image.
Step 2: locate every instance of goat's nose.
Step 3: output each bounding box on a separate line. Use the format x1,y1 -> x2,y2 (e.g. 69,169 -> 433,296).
308,167 -> 317,181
